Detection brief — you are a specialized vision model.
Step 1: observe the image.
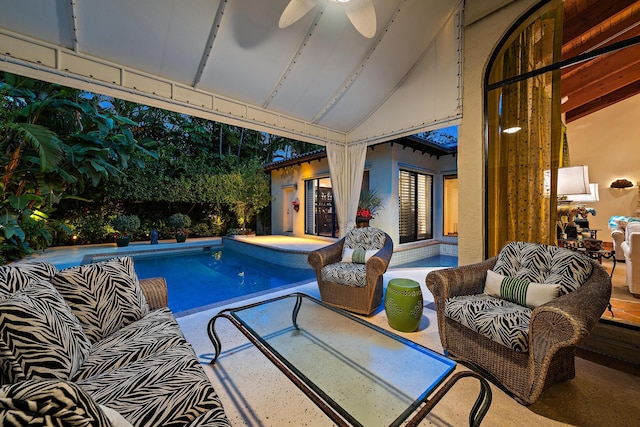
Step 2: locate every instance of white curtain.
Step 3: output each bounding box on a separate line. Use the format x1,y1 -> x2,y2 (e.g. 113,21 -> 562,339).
326,141 -> 368,237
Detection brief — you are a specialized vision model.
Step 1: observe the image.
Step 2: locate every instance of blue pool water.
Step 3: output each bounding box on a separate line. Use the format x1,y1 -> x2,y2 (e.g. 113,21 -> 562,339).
133,248 -> 316,314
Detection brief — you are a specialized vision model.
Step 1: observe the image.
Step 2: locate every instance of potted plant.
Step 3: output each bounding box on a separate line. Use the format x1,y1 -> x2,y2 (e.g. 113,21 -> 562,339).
168,213 -> 191,243
111,214 -> 141,247
356,189 -> 382,228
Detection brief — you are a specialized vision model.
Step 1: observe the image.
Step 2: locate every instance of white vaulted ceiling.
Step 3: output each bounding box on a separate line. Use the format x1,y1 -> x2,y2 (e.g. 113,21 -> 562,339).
0,0 -> 462,146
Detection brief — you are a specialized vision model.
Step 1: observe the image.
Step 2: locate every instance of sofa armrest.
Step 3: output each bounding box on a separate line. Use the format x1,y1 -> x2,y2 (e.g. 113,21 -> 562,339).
426,257 -> 498,301
0,379 -> 110,426
611,229 -> 625,247
140,277 -> 169,310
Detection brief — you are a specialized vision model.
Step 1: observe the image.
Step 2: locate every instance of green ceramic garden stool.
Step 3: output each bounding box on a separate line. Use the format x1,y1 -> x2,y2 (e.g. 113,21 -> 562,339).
384,278 -> 423,332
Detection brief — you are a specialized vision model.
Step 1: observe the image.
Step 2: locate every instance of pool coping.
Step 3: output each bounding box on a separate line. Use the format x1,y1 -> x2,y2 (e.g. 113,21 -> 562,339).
80,240 -> 223,265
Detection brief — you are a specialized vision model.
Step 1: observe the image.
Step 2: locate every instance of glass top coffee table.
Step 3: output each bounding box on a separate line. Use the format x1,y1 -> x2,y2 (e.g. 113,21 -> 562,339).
208,292 -> 491,426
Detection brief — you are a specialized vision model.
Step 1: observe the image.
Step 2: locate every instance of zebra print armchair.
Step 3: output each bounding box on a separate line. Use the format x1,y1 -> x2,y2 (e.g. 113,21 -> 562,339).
308,227 -> 393,316
426,241 -> 611,405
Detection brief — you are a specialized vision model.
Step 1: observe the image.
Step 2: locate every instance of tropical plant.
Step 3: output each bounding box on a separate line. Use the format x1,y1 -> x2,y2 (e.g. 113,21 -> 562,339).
219,159 -> 271,230
0,72 -> 157,260
357,188 -> 383,219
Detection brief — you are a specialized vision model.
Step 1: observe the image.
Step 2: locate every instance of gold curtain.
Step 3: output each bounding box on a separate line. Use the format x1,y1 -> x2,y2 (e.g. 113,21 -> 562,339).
487,4 -> 564,257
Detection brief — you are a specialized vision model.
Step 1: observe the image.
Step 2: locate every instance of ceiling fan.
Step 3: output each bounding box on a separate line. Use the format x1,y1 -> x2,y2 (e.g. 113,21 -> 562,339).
279,0 -> 377,39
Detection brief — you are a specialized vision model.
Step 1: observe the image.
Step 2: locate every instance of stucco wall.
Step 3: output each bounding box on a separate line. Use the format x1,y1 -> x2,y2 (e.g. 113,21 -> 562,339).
269,143 -> 457,246
566,94 -> 640,240
457,0 -> 540,265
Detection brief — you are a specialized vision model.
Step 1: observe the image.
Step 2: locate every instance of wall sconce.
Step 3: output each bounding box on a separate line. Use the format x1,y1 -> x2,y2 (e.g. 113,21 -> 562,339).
292,198 -> 300,212
610,178 -> 634,189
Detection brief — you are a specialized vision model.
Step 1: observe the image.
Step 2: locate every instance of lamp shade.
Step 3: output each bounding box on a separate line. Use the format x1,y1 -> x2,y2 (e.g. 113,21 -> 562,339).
566,183 -> 599,202
557,165 -> 590,196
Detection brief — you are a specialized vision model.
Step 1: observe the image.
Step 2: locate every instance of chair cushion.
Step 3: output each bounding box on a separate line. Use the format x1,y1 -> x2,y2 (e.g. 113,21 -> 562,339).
73,308 -> 185,381
78,345 -> 229,427
321,262 -> 367,287
0,379 -> 110,426
0,262 -> 58,296
445,294 -> 531,352
52,257 -> 149,343
345,227 -> 386,251
0,281 -> 92,383
493,241 -> 592,295
484,270 -> 561,308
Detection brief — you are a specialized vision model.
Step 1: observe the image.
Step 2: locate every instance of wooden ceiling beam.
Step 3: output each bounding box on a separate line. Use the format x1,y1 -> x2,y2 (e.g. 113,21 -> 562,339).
565,79 -> 640,122
563,0 -> 637,43
562,43 -> 640,92
561,51 -> 640,113
562,7 -> 640,59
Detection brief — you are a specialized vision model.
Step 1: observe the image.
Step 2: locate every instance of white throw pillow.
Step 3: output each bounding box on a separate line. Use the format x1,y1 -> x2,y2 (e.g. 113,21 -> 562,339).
484,269 -> 561,309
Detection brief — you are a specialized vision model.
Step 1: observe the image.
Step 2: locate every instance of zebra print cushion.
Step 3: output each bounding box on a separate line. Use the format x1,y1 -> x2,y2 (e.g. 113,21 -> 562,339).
73,307 -> 185,381
0,262 -> 58,296
52,257 -> 150,343
0,379 -> 110,426
0,281 -> 91,383
78,344 -> 230,427
344,227 -> 386,251
321,262 -> 367,287
445,294 -> 531,352
493,241 -> 592,295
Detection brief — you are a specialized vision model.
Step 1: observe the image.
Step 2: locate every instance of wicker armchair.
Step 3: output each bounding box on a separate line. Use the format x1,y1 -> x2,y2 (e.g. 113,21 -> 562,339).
426,241 -> 611,405
308,228 -> 393,316
139,277 -> 169,310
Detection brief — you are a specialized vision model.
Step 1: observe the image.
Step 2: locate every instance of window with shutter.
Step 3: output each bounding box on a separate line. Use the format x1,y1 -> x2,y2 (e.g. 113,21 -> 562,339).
399,169 -> 433,243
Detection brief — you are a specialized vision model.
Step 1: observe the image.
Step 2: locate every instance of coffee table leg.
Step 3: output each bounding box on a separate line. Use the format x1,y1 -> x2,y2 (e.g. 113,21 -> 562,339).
406,371 -> 492,427
207,311 -> 229,364
292,293 -> 303,329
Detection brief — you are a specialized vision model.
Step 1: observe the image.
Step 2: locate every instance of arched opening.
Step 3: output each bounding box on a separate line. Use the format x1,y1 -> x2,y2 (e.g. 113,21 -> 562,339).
485,0 -> 640,337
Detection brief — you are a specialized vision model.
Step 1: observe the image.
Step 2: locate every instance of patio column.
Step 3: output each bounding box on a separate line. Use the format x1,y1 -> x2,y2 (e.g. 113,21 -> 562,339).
326,141 -> 368,237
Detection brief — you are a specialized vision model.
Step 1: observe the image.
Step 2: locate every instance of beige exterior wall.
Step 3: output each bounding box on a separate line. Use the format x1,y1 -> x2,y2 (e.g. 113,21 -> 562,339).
269,144 -> 456,247
457,0 -> 540,264
566,94 -> 640,239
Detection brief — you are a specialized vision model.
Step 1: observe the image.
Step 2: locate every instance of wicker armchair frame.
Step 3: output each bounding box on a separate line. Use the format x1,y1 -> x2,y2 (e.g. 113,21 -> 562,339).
139,277 -> 169,310
426,252 -> 611,405
307,231 -> 393,316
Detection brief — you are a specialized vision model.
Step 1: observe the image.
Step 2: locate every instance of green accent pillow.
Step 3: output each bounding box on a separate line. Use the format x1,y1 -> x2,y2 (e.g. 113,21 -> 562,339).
342,247 -> 377,264
484,270 -> 561,308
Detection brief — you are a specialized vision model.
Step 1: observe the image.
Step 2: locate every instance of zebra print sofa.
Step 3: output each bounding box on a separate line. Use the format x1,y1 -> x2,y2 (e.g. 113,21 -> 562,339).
426,241 -> 611,405
0,257 -> 230,426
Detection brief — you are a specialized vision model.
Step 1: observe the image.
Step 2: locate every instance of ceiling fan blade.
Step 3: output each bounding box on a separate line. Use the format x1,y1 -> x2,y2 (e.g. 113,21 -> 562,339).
344,0 -> 377,38
279,0 -> 318,28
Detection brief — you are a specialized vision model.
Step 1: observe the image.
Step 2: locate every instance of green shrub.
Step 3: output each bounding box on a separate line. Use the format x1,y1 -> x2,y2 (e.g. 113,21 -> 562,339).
168,213 -> 191,233
110,214 -> 141,236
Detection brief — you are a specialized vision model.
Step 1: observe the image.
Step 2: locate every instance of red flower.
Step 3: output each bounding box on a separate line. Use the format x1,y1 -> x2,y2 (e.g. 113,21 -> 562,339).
357,208 -> 373,219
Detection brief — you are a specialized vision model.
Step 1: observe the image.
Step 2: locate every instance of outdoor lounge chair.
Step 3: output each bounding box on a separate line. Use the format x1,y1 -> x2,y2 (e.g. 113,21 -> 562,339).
308,227 -> 393,316
425,241 -> 611,405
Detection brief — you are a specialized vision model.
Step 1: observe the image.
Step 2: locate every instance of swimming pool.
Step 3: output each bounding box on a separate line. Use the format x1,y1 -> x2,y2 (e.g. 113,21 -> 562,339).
133,248 -> 316,315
